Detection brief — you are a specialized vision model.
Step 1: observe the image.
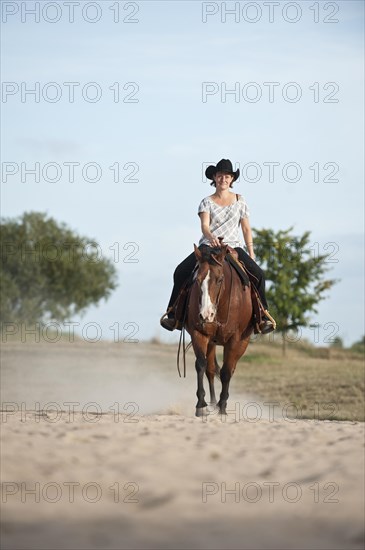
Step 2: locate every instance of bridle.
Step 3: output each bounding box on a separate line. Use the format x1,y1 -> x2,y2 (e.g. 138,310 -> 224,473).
197,249 -> 234,326
177,249 -> 233,378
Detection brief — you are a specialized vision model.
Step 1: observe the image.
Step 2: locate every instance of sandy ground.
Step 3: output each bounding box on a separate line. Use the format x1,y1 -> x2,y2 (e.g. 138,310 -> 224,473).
1,341 -> 364,550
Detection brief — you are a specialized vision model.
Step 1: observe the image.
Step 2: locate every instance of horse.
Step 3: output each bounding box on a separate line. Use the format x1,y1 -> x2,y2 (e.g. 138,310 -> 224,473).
184,241 -> 254,417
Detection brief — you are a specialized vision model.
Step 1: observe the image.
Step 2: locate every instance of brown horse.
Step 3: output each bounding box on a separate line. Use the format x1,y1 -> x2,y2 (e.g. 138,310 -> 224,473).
185,242 -> 254,417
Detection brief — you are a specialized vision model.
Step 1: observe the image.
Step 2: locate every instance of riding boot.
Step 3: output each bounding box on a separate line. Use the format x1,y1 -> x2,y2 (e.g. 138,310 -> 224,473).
160,251 -> 197,332
258,313 -> 276,334
160,309 -> 179,331
235,247 -> 276,334
160,285 -> 182,331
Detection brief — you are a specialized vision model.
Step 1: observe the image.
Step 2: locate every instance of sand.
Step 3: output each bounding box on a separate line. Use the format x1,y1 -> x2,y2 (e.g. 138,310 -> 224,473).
1,341 -> 364,550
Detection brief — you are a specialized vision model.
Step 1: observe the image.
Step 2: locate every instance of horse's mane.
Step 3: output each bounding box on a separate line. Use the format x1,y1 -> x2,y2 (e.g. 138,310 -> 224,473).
199,245 -> 226,264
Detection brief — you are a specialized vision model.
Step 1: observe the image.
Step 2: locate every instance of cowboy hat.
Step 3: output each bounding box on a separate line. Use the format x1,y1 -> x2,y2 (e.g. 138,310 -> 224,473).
205,159 -> 240,182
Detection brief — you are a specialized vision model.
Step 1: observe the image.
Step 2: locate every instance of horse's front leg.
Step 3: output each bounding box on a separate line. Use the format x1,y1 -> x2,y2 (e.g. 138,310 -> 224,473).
191,333 -> 209,417
205,342 -> 218,406
218,338 -> 249,415
195,352 -> 209,416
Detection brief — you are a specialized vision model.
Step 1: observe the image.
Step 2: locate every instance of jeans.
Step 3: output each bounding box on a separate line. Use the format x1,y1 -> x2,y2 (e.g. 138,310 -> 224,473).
166,245 -> 268,314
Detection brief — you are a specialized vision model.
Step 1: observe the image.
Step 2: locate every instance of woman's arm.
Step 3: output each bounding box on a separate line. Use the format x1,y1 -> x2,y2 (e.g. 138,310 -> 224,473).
199,212 -> 221,247
240,217 -> 255,260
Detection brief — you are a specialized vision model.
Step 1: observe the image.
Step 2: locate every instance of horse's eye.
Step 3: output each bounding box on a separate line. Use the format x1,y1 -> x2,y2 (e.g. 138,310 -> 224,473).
217,276 -> 224,284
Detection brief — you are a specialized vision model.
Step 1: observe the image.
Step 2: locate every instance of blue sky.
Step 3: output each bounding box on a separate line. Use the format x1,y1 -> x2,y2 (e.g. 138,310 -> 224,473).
1,0 -> 364,346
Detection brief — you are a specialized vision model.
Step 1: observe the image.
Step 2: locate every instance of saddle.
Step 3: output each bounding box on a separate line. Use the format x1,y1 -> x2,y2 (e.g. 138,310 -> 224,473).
171,248 -> 266,334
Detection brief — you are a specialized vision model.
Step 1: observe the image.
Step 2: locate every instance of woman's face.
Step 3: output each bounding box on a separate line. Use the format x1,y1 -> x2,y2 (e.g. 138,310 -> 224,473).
213,171 -> 234,188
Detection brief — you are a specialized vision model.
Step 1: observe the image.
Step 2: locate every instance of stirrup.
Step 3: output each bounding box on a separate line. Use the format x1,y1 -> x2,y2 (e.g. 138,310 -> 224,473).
263,310 -> 276,330
254,310 -> 277,334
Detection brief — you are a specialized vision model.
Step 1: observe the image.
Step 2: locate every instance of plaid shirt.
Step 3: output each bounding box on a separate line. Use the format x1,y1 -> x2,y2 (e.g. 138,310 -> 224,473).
197,194 -> 250,248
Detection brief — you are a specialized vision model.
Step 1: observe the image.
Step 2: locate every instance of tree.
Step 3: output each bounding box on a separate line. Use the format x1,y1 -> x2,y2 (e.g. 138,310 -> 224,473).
350,336 -> 365,354
1,211 -> 118,325
329,336 -> 344,349
253,227 -> 337,355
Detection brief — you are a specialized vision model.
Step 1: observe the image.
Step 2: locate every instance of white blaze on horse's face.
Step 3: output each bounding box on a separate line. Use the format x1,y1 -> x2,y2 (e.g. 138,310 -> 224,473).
199,270 -> 217,323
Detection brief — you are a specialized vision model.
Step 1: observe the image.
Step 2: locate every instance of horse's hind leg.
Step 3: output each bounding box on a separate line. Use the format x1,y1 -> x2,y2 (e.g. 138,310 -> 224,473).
218,339 -> 249,415
214,356 -> 221,377
205,343 -> 218,406
217,361 -> 232,415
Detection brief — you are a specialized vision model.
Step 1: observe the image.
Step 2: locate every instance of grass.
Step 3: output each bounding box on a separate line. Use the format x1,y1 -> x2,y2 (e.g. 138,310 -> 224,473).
221,340 -> 365,422
2,329 -> 364,422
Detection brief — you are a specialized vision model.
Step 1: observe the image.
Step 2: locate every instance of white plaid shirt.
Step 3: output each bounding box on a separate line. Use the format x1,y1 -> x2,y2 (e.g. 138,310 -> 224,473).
197,194 -> 250,248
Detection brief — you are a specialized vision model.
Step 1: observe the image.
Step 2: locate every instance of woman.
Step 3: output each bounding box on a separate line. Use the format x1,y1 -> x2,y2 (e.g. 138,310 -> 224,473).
160,158 -> 275,334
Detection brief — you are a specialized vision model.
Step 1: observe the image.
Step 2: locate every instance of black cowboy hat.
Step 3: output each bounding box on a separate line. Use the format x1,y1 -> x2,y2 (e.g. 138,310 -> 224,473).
205,159 -> 240,182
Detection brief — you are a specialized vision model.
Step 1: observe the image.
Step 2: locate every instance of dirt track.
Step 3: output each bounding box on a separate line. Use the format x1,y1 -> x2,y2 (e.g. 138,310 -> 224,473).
1,341 -> 364,550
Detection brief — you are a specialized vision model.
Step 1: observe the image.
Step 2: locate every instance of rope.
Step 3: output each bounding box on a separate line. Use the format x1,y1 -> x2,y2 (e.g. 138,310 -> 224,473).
177,286 -> 192,378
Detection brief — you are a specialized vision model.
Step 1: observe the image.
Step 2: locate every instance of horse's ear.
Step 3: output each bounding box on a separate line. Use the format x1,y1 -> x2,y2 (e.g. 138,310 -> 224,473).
217,243 -> 228,259
194,244 -> 202,260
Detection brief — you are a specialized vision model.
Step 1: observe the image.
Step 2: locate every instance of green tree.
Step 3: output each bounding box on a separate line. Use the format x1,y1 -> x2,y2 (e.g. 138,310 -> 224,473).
329,336 -> 344,349
253,227 -> 337,355
1,211 -> 118,325
350,335 -> 365,354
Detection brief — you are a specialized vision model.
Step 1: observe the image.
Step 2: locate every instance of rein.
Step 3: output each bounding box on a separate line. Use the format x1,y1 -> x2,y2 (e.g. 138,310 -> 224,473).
177,285 -> 193,378
217,258 -> 233,327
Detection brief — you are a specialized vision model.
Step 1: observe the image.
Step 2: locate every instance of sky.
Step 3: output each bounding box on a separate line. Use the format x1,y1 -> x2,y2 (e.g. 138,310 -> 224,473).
1,0 -> 364,347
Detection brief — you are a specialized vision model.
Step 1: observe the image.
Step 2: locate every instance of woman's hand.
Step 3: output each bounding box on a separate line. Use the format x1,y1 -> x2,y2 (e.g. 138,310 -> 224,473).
209,237 -> 222,247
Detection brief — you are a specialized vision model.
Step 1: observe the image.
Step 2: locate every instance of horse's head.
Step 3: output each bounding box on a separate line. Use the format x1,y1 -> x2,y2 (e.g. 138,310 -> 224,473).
193,243 -> 229,323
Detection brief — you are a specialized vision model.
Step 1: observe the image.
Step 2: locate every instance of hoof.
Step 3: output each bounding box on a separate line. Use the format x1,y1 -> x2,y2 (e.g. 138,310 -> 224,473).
195,407 -> 208,417
217,402 -> 227,416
